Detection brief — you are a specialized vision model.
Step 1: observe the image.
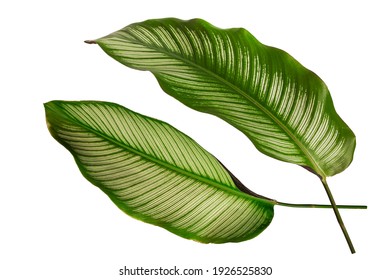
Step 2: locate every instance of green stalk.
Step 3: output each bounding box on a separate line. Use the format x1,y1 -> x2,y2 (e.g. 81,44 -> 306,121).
276,201 -> 367,210
275,179 -> 364,254
321,178 -> 356,254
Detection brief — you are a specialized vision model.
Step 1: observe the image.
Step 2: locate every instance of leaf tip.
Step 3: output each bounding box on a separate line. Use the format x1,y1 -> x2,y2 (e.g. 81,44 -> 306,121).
44,100 -> 61,111
84,40 -> 97,44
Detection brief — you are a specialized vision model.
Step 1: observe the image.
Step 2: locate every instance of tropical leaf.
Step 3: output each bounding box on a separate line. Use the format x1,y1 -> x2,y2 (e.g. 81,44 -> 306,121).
86,18 -> 361,253
45,100 -> 275,243
87,18 -> 356,179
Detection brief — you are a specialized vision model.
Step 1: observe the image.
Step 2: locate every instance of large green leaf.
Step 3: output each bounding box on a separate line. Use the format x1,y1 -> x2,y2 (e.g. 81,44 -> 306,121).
45,100 -> 275,243
88,18 -> 356,179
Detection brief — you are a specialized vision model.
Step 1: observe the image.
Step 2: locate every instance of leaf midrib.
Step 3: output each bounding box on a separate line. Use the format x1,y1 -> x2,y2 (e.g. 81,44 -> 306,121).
102,33 -> 326,178
58,105 -> 275,205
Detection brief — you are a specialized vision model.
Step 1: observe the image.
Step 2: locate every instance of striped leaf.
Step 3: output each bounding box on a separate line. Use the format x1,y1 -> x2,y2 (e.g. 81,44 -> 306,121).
88,18 -> 355,179
45,100 -> 275,243
86,18 -> 360,253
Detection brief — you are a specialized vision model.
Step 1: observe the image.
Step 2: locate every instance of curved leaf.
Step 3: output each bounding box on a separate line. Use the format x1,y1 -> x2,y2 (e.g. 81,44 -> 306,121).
89,18 -> 355,179
45,100 -> 274,243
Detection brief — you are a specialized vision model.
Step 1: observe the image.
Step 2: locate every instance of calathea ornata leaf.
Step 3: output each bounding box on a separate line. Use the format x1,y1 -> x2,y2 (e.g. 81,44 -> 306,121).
87,18 -> 355,179
45,100 -> 275,243
86,18 -> 360,253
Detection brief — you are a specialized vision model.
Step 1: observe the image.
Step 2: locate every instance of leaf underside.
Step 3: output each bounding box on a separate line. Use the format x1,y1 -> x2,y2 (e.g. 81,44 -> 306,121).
45,101 -> 274,243
92,18 -> 356,179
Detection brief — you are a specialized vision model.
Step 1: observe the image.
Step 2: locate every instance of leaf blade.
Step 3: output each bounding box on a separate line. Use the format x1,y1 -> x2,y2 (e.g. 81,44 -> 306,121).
45,100 -> 274,243
93,18 -> 356,178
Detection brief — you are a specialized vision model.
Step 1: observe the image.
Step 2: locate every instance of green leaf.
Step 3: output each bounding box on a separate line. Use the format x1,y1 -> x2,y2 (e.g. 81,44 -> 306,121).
45,100 -> 275,243
88,18 -> 355,179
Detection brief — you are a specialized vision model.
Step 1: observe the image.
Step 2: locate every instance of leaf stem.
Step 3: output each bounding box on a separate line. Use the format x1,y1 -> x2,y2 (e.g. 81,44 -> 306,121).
217,159 -> 366,210
321,178 -> 356,254
276,201 -> 367,209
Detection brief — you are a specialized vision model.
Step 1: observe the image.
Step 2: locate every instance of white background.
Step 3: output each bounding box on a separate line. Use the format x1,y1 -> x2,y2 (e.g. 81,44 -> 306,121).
1,0 -> 388,279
